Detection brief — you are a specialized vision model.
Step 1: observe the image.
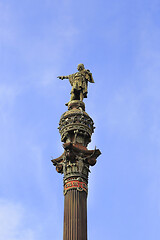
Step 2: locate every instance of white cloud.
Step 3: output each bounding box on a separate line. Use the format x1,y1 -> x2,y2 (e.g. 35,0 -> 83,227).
0,1 -> 79,91
104,86 -> 141,137
0,84 -> 20,109
0,85 -> 19,154
0,84 -> 21,133
0,2 -> 17,46
0,199 -> 36,240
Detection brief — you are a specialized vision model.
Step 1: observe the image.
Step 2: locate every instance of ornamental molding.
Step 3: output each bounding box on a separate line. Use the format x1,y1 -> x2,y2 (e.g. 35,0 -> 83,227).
64,178 -> 88,195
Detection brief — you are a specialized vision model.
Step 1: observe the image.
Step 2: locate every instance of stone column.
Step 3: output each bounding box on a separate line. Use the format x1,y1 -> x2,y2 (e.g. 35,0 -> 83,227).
52,100 -> 101,240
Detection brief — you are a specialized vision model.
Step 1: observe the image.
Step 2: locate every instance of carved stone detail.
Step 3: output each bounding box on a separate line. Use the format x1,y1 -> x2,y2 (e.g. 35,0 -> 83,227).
52,100 -> 101,196
58,105 -> 95,146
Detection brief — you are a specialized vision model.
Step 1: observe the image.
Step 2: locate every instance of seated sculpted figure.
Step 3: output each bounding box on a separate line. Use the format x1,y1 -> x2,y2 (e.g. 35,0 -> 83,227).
57,64 -> 94,102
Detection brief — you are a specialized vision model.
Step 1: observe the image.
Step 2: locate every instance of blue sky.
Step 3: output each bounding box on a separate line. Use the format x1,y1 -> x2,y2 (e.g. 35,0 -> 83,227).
0,0 -> 160,239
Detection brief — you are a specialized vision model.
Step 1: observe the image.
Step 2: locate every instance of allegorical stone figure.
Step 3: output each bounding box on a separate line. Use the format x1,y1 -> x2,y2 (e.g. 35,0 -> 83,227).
57,64 -> 94,102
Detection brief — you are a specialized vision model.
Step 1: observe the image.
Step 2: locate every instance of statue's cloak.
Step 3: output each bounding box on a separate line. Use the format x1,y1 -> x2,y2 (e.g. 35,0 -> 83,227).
67,70 -> 94,98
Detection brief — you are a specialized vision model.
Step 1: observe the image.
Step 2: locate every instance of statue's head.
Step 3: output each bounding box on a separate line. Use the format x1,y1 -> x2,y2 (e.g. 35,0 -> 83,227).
77,63 -> 84,71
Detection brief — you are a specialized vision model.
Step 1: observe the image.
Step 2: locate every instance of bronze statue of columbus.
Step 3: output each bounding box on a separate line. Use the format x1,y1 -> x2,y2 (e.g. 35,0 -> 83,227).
57,64 -> 94,102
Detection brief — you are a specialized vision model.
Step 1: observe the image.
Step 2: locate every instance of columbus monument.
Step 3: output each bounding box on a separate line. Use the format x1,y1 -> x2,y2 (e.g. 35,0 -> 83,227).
51,64 -> 101,240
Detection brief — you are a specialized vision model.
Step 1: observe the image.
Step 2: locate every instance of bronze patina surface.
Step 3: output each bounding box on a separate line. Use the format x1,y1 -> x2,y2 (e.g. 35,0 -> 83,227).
57,64 -> 94,102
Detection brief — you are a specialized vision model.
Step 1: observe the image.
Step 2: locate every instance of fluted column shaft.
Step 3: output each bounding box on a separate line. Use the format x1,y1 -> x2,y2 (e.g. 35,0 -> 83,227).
63,189 -> 87,240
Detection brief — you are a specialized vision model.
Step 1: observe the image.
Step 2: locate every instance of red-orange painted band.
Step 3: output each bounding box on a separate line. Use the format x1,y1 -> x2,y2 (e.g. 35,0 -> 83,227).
64,180 -> 88,193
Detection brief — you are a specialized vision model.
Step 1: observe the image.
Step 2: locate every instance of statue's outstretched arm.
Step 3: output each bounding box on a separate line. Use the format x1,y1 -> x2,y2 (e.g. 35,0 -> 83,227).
57,76 -> 69,80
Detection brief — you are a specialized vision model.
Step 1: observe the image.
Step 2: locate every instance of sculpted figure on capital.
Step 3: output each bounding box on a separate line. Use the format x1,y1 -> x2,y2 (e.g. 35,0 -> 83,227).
57,64 -> 94,102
